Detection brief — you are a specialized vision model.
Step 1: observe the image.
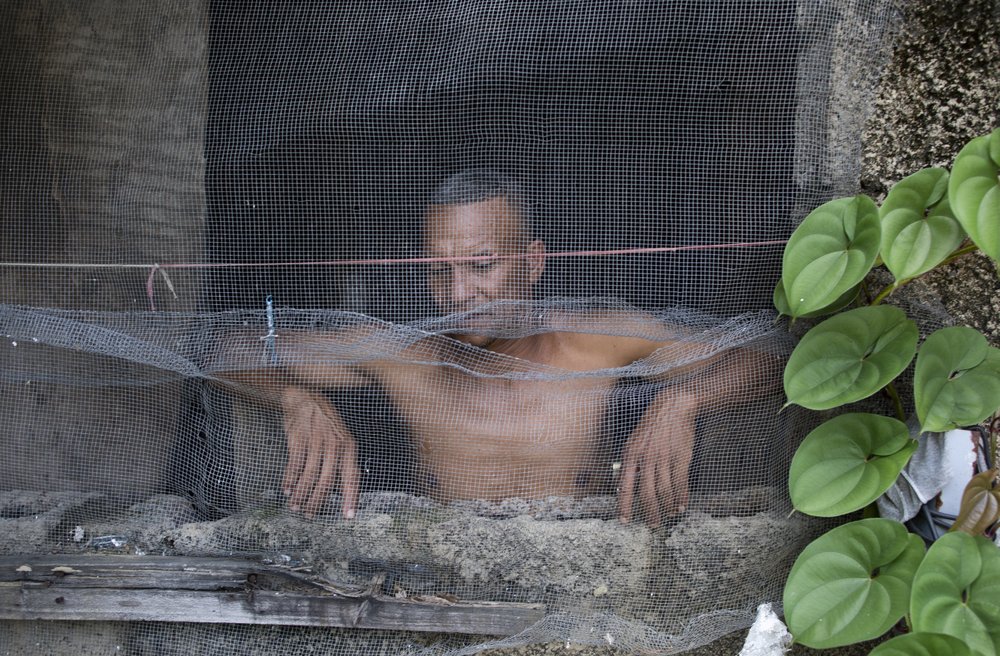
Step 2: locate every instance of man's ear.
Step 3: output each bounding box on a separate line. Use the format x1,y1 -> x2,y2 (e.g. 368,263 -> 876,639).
527,239 -> 546,285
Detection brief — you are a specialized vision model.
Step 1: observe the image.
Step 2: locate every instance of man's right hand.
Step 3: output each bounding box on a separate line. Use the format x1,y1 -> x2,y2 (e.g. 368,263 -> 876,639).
280,386 -> 360,519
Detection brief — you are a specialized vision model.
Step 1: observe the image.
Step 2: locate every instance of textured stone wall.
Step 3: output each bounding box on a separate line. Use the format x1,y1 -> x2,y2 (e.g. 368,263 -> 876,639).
0,1 -> 207,500
0,0 -> 206,311
862,0 -> 1000,344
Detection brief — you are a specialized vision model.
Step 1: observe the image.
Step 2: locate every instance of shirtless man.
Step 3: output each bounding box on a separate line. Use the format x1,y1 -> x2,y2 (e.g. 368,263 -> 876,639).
223,170 -> 772,527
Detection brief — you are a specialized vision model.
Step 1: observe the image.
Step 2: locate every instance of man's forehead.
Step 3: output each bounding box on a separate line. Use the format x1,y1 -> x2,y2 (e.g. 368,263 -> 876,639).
424,196 -> 526,244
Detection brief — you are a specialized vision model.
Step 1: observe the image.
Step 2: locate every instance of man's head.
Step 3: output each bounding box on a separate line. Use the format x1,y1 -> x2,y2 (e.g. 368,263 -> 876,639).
423,170 -> 545,343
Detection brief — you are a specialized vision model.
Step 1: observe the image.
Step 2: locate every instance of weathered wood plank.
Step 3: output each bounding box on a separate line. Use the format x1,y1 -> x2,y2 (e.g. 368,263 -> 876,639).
1,555 -> 249,590
0,555 -> 545,635
1,554 -> 366,595
0,587 -> 545,635
0,555 -> 267,579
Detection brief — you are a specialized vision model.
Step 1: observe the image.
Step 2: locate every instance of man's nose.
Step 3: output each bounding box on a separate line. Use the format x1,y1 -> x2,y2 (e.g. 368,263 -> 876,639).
450,270 -> 476,306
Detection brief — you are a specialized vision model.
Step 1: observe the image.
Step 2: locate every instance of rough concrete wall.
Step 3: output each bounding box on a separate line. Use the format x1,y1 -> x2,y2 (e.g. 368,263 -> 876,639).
0,0 -> 206,311
862,0 -> 1000,345
0,487 -> 819,654
0,1 -> 207,500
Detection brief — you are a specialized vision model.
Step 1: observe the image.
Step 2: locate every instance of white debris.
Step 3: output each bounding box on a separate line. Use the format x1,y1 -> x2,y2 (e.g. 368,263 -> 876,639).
72,526 -> 85,542
739,603 -> 793,656
51,566 -> 82,575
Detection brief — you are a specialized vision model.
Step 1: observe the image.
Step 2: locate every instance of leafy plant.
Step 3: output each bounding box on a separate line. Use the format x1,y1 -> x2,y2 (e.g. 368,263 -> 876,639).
910,532 -> 1000,656
777,128 -> 1000,654
869,632 -> 972,656
951,469 -> 1000,535
783,518 -> 925,648
788,414 -> 916,517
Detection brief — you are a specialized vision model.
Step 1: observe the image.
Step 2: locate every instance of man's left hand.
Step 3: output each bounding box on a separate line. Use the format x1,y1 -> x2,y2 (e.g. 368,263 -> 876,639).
617,388 -> 698,528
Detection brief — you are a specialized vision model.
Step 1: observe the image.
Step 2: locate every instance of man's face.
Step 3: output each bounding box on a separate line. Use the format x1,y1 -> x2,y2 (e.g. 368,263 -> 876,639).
424,196 -> 544,345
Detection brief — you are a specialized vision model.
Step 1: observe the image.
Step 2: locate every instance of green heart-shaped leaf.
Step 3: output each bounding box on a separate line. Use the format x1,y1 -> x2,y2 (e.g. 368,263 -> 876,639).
773,279 -> 861,318
782,195 -> 881,317
869,632 -> 972,656
911,531 -> 1000,656
784,306 -> 918,410
880,168 -> 965,281
914,326 -> 1000,432
950,469 -> 1000,536
948,128 -> 1000,262
789,413 -> 916,517
784,518 -> 925,649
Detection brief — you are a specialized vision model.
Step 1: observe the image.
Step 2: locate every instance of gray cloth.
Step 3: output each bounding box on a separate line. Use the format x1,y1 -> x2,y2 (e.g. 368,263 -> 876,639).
876,418 -> 948,523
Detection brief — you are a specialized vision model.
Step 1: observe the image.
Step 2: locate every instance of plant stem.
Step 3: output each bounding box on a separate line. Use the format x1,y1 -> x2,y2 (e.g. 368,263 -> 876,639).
938,243 -> 979,268
868,244 -> 981,307
885,382 -> 906,422
870,282 -> 898,306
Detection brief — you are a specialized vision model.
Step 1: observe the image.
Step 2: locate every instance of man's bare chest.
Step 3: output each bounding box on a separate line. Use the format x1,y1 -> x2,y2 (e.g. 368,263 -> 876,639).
382,367 -> 615,443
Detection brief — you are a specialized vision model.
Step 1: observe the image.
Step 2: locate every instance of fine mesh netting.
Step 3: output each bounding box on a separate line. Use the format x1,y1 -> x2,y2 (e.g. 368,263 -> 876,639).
1,1 -> 901,654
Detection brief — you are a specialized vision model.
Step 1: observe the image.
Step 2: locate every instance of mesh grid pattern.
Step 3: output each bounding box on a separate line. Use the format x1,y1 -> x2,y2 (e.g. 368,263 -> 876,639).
1,1 -> 900,653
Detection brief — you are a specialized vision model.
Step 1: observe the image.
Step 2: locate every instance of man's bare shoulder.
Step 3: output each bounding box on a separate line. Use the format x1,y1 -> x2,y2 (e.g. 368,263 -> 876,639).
542,306 -> 683,337
542,309 -> 685,370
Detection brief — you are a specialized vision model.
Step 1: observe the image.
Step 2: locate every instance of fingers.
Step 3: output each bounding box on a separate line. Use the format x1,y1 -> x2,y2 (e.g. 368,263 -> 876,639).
619,429 -> 693,527
281,402 -> 308,499
673,481 -> 689,515
304,429 -> 338,518
280,388 -> 360,520
617,449 -> 639,524
340,437 -> 360,519
642,457 -> 663,528
669,451 -> 691,516
289,412 -> 323,513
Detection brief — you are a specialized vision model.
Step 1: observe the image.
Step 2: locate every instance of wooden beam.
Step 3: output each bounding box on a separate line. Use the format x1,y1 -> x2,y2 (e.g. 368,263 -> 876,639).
0,555 -> 544,636
0,555 -> 251,591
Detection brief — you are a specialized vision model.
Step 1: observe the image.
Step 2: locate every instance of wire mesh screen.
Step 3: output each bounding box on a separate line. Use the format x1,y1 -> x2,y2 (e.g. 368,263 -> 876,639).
1,0 -> 900,654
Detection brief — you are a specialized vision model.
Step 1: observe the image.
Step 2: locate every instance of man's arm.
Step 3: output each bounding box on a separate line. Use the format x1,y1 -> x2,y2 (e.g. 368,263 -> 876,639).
617,347 -> 778,527
209,329 -> 376,401
279,385 -> 360,518
209,329 -> 382,518
562,323 -> 779,527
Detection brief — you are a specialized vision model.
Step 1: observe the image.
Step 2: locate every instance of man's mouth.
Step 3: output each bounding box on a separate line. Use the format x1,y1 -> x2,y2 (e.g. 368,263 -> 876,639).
459,310 -> 493,328
434,303 -> 531,337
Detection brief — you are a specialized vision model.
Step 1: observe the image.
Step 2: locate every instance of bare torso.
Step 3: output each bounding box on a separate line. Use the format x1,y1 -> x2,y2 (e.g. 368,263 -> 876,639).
367,332 -> 628,502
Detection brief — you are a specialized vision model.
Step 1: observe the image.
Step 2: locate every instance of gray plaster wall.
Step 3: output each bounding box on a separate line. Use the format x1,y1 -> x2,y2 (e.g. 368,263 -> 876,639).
0,0 -> 206,311
0,1 -> 207,499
